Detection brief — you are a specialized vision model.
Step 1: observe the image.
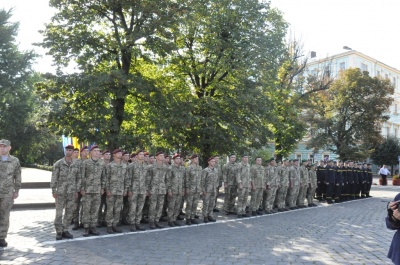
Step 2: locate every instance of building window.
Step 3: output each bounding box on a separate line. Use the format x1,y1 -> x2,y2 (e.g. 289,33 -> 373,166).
361,63 -> 368,72
324,66 -> 330,78
296,154 -> 302,161
377,70 -> 380,77
393,77 -> 397,88
323,154 -> 329,161
309,154 -> 314,163
339,62 -> 346,71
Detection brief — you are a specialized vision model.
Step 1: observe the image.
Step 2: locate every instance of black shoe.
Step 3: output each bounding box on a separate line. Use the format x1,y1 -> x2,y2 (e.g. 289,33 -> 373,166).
225,212 -> 230,215
252,211 -> 257,216
62,231 -> 73,239
112,226 -> 122,233
204,217 -> 209,223
149,222 -> 156,229
177,216 -> 184,221
56,232 -> 63,240
194,215 -> 200,219
173,221 -> 181,226
160,216 -> 168,222
168,221 -> 175,227
191,219 -> 200,224
229,211 -> 236,215
107,227 -> 114,234
136,224 -> 146,231
155,222 -> 164,229
90,227 -> 100,235
186,219 -> 191,225
270,209 -> 277,213
129,225 -> 136,232
0,239 -> 7,247
242,213 -> 250,217
208,216 -> 216,222
213,208 -> 220,212
256,210 -> 264,215
141,218 -> 149,224
237,214 -> 243,218
265,210 -> 272,214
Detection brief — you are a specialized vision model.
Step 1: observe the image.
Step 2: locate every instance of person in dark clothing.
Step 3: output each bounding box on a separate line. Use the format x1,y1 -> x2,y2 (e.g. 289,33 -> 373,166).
386,193 -> 400,265
325,160 -> 336,204
316,160 -> 326,201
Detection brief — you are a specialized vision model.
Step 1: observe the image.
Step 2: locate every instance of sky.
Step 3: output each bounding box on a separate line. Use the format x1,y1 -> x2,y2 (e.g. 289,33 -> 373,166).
1,0 -> 400,73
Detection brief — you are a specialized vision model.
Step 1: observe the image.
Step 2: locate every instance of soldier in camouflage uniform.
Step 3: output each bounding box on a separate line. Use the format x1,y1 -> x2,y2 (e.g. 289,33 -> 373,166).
223,154 -> 239,215
166,154 -> 185,227
80,145 -> 105,236
184,154 -> 202,225
0,139 -> 21,247
250,157 -> 264,216
275,159 -> 290,212
51,144 -> 80,240
72,148 -> 79,160
237,155 -> 251,217
307,164 -> 318,207
105,149 -> 127,234
296,160 -> 310,208
202,157 -> 218,223
213,155 -> 223,212
147,151 -> 169,229
264,159 -> 279,214
72,146 -> 88,230
286,159 -> 300,209
97,149 -> 111,227
127,150 -> 148,231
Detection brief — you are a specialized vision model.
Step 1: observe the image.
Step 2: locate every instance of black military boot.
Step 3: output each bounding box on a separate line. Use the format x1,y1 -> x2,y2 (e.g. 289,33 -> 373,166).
83,228 -> 90,237
72,222 -> 80,230
208,216 -> 216,222
0,239 -> 8,247
191,219 -> 200,224
149,221 -> 156,229
136,224 -> 146,231
107,227 -> 114,234
155,222 -> 164,229
62,231 -> 73,239
168,221 -> 175,227
112,226 -> 122,233
203,217 -> 209,223
186,219 -> 191,225
173,221 -> 181,226
252,211 -> 257,216
90,227 -> 100,235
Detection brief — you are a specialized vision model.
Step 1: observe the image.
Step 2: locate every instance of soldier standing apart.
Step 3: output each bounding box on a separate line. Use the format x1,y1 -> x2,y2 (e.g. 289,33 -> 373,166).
297,160 -> 309,208
148,151 -> 169,229
264,159 -> 279,214
0,139 -> 21,247
166,154 -> 185,227
307,164 -> 318,207
80,145 -> 105,236
223,154 -> 239,215
250,157 -> 265,216
72,146 -> 88,230
127,150 -> 148,232
105,149 -> 127,234
184,154 -> 202,225
51,144 -> 80,240
202,157 -> 218,223
236,155 -> 251,218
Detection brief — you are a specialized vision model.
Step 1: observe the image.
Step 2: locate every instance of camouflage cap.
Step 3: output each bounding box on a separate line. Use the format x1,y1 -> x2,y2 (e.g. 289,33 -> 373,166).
0,139 -> 10,146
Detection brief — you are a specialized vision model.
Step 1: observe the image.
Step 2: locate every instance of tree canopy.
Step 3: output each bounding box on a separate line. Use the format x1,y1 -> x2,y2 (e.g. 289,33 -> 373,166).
370,136 -> 400,171
305,68 -> 394,161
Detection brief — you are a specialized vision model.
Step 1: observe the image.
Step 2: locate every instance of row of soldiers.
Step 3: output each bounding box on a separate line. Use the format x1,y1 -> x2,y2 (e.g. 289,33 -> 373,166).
315,160 -> 373,204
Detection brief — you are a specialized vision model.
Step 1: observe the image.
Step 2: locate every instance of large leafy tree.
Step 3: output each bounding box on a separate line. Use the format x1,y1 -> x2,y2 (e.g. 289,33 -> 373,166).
36,0 -> 183,150
156,0 -> 288,163
305,68 -> 394,161
371,136 -> 400,174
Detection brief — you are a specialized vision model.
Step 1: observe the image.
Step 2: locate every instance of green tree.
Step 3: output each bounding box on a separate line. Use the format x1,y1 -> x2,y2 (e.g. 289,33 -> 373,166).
371,136 -> 400,174
36,0 -> 183,150
305,68 -> 394,161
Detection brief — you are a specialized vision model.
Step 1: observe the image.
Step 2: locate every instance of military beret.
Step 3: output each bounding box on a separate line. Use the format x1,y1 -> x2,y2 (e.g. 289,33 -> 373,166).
112,149 -> 122,154
73,148 -> 79,152
123,151 -> 129,155
81,146 -> 88,152
283,158 -> 289,162
208,157 -> 214,162
269,157 -> 275,162
65,144 -> 74,150
130,153 -> 137,158
155,151 -> 164,157
242,154 -> 249,157
143,152 -> 149,156
102,149 -> 110,155
90,145 -> 99,151
367,163 -> 371,166
136,150 -> 144,155
301,159 -> 307,163
191,154 -> 198,159
292,159 -> 298,162
228,153 -> 236,157
172,153 -> 181,159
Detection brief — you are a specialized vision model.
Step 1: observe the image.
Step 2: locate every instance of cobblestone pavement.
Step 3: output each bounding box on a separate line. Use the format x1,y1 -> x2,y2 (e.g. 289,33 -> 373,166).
1,172 -> 399,264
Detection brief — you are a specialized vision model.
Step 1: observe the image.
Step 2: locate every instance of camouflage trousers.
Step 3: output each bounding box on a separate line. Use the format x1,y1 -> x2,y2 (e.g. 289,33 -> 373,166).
167,194 -> 182,222
82,193 -> 101,228
185,193 -> 200,219
54,193 -> 75,233
72,192 -> 83,224
202,191 -> 216,217
120,195 -> 130,224
127,193 -> 146,225
149,194 -> 165,222
296,185 -> 308,206
307,186 -> 317,204
264,187 -> 278,211
275,186 -> 288,209
0,194 -> 14,239
223,185 -> 237,213
236,187 -> 249,215
142,196 -> 150,219
97,193 -> 107,225
250,188 -> 263,212
286,185 -> 299,208
105,195 -> 123,227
